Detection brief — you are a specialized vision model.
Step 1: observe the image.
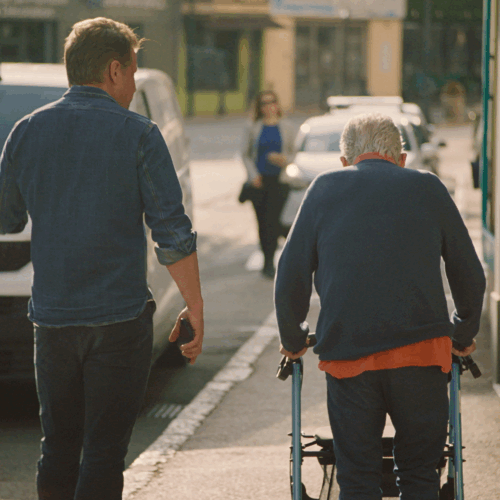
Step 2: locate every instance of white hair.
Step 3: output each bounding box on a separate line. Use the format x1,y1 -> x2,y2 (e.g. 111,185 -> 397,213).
340,113 -> 403,165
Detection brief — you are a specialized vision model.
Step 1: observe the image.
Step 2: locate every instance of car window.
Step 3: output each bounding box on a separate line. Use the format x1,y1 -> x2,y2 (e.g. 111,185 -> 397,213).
133,90 -> 152,120
300,131 -> 342,152
163,79 -> 183,122
143,80 -> 175,130
410,123 -> 430,146
0,85 -> 66,149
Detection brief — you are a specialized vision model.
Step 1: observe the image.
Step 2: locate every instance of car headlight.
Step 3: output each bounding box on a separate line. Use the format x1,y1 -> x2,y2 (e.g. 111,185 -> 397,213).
283,163 -> 309,189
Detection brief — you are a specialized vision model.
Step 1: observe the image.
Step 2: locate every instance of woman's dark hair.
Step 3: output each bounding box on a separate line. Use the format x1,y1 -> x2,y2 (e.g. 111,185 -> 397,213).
252,90 -> 283,122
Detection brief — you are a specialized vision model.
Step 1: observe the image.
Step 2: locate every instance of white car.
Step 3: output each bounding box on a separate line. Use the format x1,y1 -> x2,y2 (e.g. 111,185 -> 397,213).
327,96 -> 445,174
280,110 -> 428,230
0,63 -> 192,379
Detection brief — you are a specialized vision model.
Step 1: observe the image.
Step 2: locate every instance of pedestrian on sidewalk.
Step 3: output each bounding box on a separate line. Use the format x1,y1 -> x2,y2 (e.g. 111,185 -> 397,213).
275,113 -> 485,499
239,90 -> 295,279
0,17 -> 204,500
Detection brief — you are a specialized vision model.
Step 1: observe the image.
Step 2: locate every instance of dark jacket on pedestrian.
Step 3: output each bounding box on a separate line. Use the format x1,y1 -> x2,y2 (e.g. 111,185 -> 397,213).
275,159 -> 486,359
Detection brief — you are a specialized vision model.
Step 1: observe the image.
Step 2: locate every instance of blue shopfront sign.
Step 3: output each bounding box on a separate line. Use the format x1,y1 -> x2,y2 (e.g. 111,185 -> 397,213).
270,0 -> 405,19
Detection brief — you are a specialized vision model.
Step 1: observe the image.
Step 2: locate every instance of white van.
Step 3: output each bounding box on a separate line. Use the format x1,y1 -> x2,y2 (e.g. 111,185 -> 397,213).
0,63 -> 192,379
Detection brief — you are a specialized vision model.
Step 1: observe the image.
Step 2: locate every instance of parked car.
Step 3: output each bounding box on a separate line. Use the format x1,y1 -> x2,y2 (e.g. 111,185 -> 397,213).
280,110 -> 430,231
0,63 -> 192,380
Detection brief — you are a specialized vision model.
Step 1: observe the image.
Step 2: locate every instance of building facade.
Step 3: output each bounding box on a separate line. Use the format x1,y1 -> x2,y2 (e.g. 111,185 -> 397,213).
179,0 -> 406,116
403,0 -> 483,108
0,0 -> 182,81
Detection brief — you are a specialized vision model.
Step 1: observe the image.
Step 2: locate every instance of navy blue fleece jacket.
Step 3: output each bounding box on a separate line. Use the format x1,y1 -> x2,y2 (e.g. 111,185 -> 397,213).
275,159 -> 486,360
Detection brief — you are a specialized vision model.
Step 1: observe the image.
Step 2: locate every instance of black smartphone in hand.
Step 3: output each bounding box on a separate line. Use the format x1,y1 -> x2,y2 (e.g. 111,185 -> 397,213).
177,318 -> 195,361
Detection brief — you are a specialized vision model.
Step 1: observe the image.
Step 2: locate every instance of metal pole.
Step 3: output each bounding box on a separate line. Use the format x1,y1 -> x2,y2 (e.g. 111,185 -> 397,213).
450,361 -> 464,500
292,361 -> 302,500
481,0 -> 492,227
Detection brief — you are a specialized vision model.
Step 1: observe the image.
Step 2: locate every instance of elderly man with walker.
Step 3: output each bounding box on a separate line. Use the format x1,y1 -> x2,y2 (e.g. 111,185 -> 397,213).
275,113 -> 485,500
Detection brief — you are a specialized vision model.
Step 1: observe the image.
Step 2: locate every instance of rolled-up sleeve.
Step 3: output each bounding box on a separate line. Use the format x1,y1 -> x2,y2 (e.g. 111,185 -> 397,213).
138,124 -> 196,266
0,133 -> 28,235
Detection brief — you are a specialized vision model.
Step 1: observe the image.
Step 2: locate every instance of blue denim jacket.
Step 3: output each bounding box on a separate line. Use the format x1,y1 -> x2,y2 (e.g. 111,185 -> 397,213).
0,86 -> 196,327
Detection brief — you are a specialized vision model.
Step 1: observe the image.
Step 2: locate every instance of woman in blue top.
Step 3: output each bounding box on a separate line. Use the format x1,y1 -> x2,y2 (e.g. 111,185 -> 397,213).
240,91 -> 296,278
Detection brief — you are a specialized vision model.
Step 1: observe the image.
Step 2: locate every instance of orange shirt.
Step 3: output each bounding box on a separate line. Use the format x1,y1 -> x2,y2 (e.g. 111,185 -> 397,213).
319,337 -> 452,379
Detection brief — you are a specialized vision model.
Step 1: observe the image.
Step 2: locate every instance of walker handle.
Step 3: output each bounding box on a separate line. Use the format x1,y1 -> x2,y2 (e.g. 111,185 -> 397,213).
276,333 -> 316,381
462,355 -> 482,379
452,341 -> 482,379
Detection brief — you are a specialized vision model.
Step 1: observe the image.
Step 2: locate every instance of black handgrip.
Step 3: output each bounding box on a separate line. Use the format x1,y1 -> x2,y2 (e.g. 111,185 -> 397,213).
307,334 -> 317,347
463,355 -> 482,379
276,356 -> 294,381
276,333 -> 316,381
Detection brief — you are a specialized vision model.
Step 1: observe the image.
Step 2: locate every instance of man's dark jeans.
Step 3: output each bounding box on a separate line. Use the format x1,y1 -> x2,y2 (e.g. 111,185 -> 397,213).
326,366 -> 449,500
34,302 -> 154,500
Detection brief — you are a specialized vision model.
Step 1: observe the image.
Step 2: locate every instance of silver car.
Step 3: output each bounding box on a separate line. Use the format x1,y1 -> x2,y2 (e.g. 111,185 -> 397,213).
0,63 -> 192,379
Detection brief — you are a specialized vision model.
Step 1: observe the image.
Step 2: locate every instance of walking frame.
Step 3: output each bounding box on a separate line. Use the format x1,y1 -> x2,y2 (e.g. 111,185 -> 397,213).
277,333 -> 482,500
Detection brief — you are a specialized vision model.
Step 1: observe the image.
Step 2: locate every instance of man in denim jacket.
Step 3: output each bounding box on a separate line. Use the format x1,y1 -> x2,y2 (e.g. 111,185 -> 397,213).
0,18 -> 204,500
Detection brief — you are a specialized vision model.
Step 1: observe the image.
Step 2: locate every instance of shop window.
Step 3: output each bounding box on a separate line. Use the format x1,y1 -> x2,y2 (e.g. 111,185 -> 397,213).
402,22 -> 483,103
0,21 -> 56,63
295,23 -> 367,107
295,26 -> 311,88
185,20 -> 240,92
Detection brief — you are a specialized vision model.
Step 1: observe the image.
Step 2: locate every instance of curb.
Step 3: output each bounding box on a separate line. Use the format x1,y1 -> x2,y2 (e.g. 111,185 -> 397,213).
123,310 -> 280,499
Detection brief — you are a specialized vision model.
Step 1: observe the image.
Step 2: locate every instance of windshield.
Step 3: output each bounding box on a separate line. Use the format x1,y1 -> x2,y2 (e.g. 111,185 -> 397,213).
0,85 -> 66,151
299,131 -> 342,152
300,126 -> 410,153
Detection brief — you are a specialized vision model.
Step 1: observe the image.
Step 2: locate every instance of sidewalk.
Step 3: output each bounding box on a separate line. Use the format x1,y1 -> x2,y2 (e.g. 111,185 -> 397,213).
125,124 -> 500,500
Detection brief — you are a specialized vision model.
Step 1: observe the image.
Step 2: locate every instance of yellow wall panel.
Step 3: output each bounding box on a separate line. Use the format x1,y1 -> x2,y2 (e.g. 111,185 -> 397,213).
367,20 -> 403,97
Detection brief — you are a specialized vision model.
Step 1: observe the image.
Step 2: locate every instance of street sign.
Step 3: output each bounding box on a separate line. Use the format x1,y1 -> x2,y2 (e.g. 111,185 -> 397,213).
269,0 -> 406,19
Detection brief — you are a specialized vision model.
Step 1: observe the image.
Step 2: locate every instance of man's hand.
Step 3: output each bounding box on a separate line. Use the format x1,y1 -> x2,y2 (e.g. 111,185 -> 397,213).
169,305 -> 204,365
280,344 -> 307,360
452,339 -> 476,357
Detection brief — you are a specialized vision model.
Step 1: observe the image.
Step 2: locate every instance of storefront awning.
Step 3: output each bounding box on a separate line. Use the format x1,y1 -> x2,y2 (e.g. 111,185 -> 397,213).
203,15 -> 282,30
